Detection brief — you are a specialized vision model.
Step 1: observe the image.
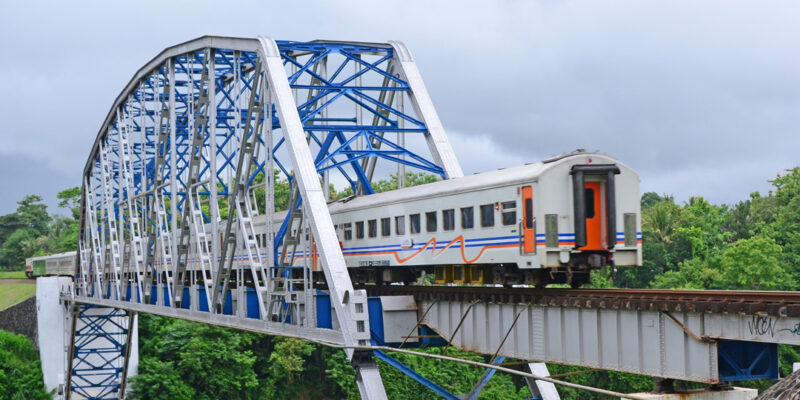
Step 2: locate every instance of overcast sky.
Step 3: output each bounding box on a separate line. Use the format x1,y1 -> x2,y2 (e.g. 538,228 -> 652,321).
0,1 -> 798,215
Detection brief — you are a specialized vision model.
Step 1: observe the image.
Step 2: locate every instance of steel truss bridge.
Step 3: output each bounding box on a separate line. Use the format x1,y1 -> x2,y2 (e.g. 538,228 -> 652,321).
48,35 -> 798,399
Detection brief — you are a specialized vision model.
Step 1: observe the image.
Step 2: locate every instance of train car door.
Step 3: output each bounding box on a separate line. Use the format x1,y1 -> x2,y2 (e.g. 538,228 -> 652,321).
580,181 -> 604,250
521,186 -> 535,253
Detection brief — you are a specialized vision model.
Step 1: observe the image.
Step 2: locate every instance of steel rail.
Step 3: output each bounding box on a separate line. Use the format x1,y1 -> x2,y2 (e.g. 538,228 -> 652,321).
355,285 -> 800,317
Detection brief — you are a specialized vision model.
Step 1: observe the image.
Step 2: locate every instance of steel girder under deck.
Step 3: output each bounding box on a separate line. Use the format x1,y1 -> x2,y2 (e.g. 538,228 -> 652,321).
71,35 -> 463,400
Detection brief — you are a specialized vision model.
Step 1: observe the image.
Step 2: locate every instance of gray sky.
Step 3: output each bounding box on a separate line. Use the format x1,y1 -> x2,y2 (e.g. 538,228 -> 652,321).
0,0 -> 798,215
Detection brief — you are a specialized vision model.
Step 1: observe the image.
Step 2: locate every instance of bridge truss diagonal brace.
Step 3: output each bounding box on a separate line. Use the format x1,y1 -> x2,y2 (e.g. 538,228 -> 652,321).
257,36 -> 364,351
387,41 -> 463,180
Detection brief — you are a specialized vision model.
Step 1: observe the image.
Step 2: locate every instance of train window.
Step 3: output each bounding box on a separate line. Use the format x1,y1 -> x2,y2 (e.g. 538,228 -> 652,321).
525,200 -> 533,229
426,212 -> 437,232
343,223 -> 353,241
410,214 -> 421,234
480,204 -> 494,227
461,207 -> 474,229
501,201 -> 516,226
624,213 -> 637,247
585,188 -> 595,219
356,221 -> 364,239
395,216 -> 405,235
443,209 -> 455,231
368,220 -> 377,238
545,214 -> 558,247
381,218 -> 391,237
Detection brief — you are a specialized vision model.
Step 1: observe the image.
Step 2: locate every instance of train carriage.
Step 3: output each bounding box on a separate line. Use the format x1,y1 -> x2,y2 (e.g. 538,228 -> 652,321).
272,150 -> 641,287
25,251 -> 77,279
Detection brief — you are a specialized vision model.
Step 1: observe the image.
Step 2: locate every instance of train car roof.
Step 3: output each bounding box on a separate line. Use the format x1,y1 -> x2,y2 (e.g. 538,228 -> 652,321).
327,151 -> 637,213
26,251 -> 77,263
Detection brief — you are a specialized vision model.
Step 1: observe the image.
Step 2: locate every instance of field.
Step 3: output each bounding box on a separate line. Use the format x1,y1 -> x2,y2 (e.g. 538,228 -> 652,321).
0,271 -> 27,279
0,282 -> 36,310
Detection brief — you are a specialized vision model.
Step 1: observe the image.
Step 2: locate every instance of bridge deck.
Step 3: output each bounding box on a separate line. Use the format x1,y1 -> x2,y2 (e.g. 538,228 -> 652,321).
357,286 -> 800,383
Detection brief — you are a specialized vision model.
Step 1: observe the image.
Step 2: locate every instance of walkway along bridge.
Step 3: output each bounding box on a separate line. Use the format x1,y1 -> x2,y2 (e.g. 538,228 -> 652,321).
39,35 -> 800,399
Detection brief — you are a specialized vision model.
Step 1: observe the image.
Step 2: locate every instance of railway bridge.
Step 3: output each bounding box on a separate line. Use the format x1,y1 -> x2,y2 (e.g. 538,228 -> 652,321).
34,35 -> 797,399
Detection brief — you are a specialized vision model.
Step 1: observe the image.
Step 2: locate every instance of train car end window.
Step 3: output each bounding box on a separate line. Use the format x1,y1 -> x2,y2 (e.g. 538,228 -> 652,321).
344,223 -> 353,241
461,207 -> 474,229
501,201 -> 516,226
381,218 -> 391,237
356,221 -> 364,239
395,216 -> 405,235
480,204 -> 495,227
426,211 -> 437,232
443,209 -> 455,231
624,213 -> 637,247
410,214 -> 421,234
368,219 -> 377,238
545,214 -> 558,247
585,188 -> 595,219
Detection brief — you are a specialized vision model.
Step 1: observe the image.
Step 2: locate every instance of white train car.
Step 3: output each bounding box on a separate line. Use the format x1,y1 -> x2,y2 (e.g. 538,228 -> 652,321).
271,150 -> 641,287
25,251 -> 77,279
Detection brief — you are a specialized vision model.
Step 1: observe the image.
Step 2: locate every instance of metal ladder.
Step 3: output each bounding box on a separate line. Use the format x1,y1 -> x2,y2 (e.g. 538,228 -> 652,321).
188,187 -> 215,311
154,188 -> 175,303
271,187 -> 307,323
117,110 -> 146,302
84,180 -> 104,297
235,192 -> 270,318
98,143 -> 123,300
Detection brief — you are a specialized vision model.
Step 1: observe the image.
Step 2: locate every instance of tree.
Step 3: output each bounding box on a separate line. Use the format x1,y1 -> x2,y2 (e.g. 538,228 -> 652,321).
57,187 -> 82,220
716,235 -> 795,291
15,195 -> 50,236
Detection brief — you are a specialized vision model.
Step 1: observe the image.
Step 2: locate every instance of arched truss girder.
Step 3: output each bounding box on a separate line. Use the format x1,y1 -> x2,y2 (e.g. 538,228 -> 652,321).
74,36 -> 462,374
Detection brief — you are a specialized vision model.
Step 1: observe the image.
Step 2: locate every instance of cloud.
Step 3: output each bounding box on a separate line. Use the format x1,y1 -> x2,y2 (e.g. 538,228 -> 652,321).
0,0 -> 797,214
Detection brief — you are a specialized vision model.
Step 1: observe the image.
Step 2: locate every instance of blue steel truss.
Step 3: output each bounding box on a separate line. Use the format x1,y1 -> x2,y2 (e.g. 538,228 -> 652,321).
69,305 -> 130,400
80,39 -> 453,298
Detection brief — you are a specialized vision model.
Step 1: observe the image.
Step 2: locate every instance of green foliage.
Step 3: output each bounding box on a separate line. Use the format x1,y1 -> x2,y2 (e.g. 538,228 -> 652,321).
0,330 -> 51,400
0,189 -> 79,269
547,364 -> 653,399
375,348 -> 529,400
57,187 -> 82,220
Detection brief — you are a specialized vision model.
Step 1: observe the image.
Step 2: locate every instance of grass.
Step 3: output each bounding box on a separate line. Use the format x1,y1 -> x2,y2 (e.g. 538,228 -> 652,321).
0,271 -> 27,279
0,283 -> 36,310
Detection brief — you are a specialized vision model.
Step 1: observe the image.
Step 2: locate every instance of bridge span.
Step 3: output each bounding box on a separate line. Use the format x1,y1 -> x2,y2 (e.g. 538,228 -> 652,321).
37,34 -> 795,399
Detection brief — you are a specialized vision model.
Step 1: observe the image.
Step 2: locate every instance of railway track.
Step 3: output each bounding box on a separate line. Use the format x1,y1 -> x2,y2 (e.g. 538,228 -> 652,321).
354,285 -> 800,317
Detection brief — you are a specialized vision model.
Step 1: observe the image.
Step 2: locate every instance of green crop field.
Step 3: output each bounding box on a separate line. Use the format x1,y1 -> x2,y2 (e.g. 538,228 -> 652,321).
0,271 -> 27,279
0,283 -> 36,310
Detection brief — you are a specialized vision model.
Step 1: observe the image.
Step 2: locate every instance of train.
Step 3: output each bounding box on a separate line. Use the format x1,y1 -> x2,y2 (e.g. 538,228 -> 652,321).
275,150 -> 642,287
44,150 -> 641,288
25,251 -> 77,279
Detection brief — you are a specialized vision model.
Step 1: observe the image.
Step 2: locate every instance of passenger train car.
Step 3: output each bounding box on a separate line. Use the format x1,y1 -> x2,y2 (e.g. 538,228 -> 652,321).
25,251 -> 77,279
269,150 -> 641,287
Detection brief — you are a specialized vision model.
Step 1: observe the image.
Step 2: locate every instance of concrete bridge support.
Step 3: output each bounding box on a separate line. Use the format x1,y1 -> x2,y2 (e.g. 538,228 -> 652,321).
37,277 -> 138,399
